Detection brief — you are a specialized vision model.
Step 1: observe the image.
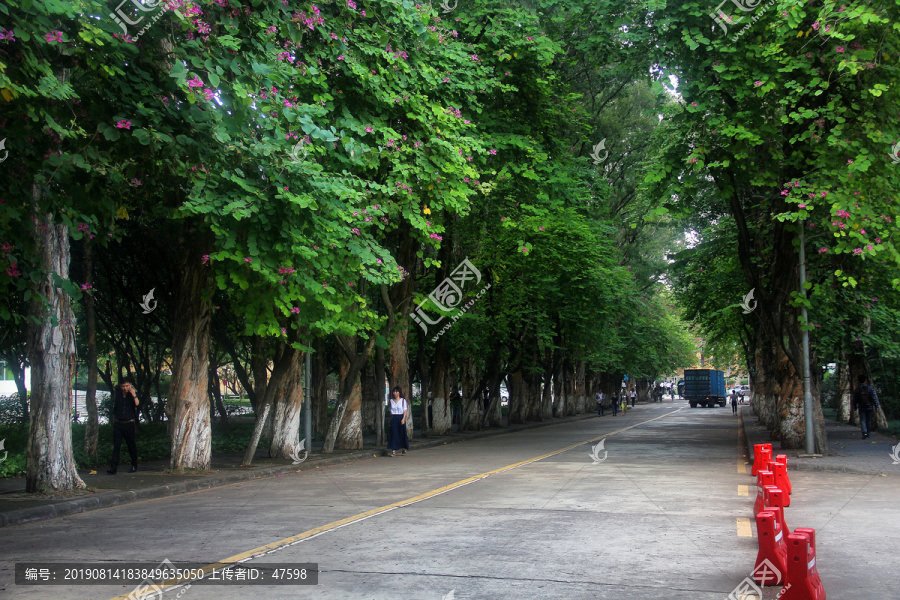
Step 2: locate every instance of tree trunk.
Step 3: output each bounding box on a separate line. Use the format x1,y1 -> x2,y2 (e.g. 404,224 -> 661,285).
573,360 -> 586,414
269,349 -> 305,459
508,370 -> 526,424
335,352 -> 363,449
25,212 -> 85,492
390,322 -> 414,440
430,339 -> 452,435
323,334 -> 375,452
837,360 -> 852,423
362,362 -> 377,435
167,238 -> 212,470
311,337 -> 328,435
250,335 -> 268,416
242,345 -> 294,464
83,241 -> 100,457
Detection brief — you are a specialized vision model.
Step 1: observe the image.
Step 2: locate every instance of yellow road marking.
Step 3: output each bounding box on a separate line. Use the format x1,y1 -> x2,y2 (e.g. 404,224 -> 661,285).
737,517 -> 753,537
738,485 -> 749,496
107,408 -> 684,599
737,461 -> 747,474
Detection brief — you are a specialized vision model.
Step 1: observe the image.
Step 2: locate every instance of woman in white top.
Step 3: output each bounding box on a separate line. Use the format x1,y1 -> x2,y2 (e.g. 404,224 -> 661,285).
387,386 -> 410,457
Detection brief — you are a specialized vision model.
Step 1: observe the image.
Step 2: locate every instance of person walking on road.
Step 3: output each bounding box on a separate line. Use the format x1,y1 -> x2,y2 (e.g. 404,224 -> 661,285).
611,391 -> 618,416
731,391 -> 738,414
597,391 -> 604,417
851,375 -> 880,439
108,379 -> 139,474
630,389 -> 636,407
387,386 -> 411,456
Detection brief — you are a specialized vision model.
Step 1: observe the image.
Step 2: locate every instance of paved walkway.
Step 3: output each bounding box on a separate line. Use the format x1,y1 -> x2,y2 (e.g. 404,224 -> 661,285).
741,405 -> 899,475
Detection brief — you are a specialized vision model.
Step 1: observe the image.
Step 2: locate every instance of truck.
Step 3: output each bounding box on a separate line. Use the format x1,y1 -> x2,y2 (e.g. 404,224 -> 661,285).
683,368 -> 726,408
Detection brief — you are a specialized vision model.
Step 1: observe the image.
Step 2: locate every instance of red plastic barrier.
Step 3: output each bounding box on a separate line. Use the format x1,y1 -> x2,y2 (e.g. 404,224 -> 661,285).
754,510 -> 787,586
776,454 -> 792,495
781,528 -> 826,600
752,443 -> 773,476
754,470 -> 775,515
769,504 -> 791,537
764,484 -> 787,510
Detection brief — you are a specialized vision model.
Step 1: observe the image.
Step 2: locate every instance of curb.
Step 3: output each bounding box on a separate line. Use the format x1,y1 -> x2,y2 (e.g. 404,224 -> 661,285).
0,412 -> 597,528
738,405 -> 895,477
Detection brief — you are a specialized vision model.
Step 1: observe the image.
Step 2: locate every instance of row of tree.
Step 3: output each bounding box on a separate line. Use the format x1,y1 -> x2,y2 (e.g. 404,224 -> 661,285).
1,0 -> 696,492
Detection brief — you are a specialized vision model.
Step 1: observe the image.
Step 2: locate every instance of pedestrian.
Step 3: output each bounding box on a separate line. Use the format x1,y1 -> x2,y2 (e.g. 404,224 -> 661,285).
630,389 -> 636,407
611,391 -> 618,416
731,391 -> 738,414
108,379 -> 140,474
597,391 -> 604,417
851,375 -> 880,440
386,386 -> 410,456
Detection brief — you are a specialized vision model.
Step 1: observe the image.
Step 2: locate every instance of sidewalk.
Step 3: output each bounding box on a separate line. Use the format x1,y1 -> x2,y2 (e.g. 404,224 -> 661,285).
740,405 -> 899,475
0,413 -> 596,528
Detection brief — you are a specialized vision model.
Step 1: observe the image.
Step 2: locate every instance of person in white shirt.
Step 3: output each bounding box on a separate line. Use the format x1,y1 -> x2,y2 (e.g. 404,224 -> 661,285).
630,389 -> 636,407
387,386 -> 410,457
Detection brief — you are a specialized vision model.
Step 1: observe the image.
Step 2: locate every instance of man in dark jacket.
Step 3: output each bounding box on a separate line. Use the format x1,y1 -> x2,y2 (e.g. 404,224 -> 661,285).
851,375 -> 880,440
108,380 -> 140,474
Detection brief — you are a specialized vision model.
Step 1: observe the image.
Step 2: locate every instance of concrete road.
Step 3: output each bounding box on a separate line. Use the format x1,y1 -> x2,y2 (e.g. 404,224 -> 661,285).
1,404 -> 897,599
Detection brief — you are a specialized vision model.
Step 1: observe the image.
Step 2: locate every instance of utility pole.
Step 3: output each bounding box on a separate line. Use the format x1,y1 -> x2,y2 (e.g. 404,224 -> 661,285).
799,222 -> 816,455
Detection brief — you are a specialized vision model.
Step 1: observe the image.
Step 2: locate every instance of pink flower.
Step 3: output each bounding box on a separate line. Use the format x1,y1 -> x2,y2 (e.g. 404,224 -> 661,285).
798,204 -> 807,208
860,229 -> 866,234
291,306 -> 300,314
853,248 -> 862,254
5,263 -> 21,277
44,30 -> 63,43
812,22 -> 819,30
202,255 -> 210,264
281,327 -> 287,335
690,102 -> 697,107
754,80 -> 763,86
116,120 -> 131,129
80,283 -> 93,291
489,149 -> 497,155
77,223 -> 90,233
338,55 -> 345,60
351,228 -> 360,235
365,126 -> 373,133
846,158 -> 853,165
836,47 -> 845,53
471,54 -> 479,61
866,244 -> 873,250
0,28 -> 15,41
187,77 -> 203,88
781,190 -> 789,196
244,257 -> 252,263
875,238 -> 881,244
818,248 -> 828,253
347,0 -> 357,8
